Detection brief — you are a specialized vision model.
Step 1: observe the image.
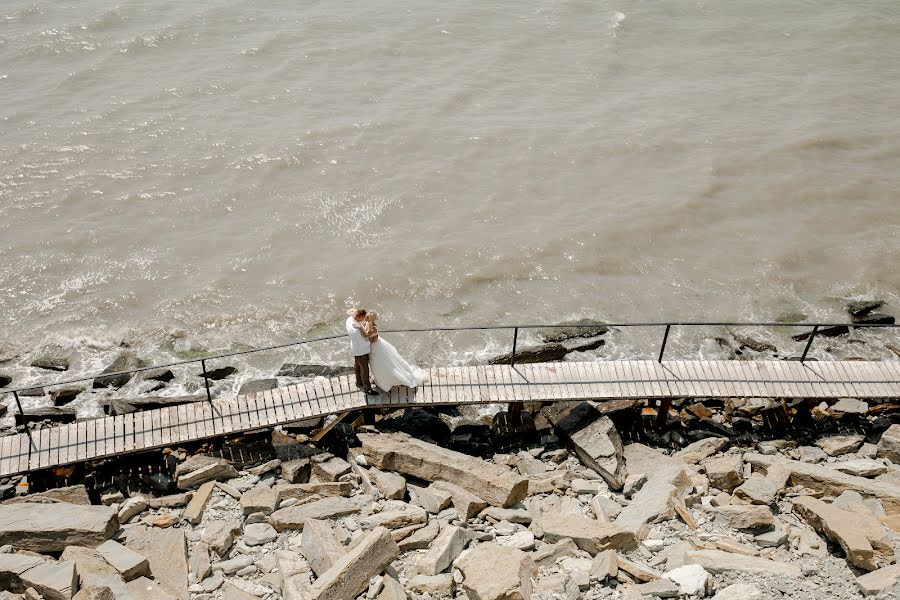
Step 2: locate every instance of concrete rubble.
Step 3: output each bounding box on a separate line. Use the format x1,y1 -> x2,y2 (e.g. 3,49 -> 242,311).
2,394 -> 900,600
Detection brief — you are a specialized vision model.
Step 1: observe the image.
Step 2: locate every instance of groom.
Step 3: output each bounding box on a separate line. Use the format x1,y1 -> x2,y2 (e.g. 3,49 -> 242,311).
346,308 -> 379,395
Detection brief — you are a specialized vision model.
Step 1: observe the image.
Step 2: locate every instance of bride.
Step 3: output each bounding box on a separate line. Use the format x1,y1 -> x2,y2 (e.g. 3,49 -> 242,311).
362,312 -> 419,390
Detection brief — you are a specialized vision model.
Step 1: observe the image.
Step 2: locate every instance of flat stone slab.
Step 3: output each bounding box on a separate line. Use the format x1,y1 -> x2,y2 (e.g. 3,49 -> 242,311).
456,542 -> 536,600
309,527 -> 399,600
124,526 -> 189,600
0,503 -> 118,552
615,464 -> 691,540
532,513 -> 636,555
269,496 -> 370,532
96,539 -> 151,581
683,550 -> 801,577
359,432 -> 528,507
856,563 -> 900,596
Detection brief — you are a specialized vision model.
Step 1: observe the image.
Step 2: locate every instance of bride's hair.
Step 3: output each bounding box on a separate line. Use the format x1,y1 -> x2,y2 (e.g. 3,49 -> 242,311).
366,311 -> 379,322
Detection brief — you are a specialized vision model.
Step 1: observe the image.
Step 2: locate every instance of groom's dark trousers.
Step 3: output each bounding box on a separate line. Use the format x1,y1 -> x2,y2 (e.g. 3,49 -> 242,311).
354,353 -> 372,390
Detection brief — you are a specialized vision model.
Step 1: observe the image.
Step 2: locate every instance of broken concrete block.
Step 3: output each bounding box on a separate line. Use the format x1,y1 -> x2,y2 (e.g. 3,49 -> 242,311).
300,519 -> 347,577
183,480 -> 216,525
358,432 -> 528,507
817,434 -> 865,457
702,455 -> 743,492
428,481 -> 487,519
683,550 -> 800,577
876,425 -> 900,464
533,513 -> 635,555
0,503 -> 118,552
369,468 -> 407,500
124,526 -> 189,600
309,527 -> 399,600
96,540 -> 150,581
455,542 -> 536,600
792,495 -> 894,571
416,525 -> 470,576
270,496 -> 370,532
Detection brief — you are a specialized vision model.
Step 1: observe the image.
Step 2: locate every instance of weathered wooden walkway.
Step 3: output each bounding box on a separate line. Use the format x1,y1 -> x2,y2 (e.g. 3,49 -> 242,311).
2,359 -> 899,477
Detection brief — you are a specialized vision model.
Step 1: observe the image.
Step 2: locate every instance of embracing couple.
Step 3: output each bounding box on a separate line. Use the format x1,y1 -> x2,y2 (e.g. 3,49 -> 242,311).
346,308 -> 418,395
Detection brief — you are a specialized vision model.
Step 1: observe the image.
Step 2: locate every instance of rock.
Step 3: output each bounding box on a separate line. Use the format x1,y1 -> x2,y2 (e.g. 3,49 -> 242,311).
200,519 -> 240,556
0,553 -> 44,590
200,366 -> 236,380
248,458 -> 281,476
673,438 -> 728,465
20,560 -> 76,600
312,456 -> 352,482
240,486 -> 278,516
428,481 -> 487,519
853,313 -> 895,325
798,445 -> 828,463
848,300 -> 885,318
300,519 -> 346,577
877,425 -> 900,464
409,485 -> 452,514
533,513 -> 635,555
745,453 -> 900,514
706,505 -> 775,530
146,492 -> 193,509
831,397 -> 869,414
309,527 -> 399,600
539,319 -> 609,342
683,550 -> 801,577
7,485 -> 91,506
221,581 -> 257,600
277,363 -> 353,378
281,458 -> 311,484
498,530 -> 535,551
269,496 -> 370,532
663,564 -> 711,596
59,546 -> 126,595
124,526 -> 189,600
792,325 -> 849,341
792,495 -> 894,571
93,352 -> 146,389
211,555 -> 253,575
635,578 -> 679,598
561,414 -> 626,490
243,522 -> 277,546
183,480 -> 216,525
31,356 -> 69,372
188,541 -> 212,581
72,587 -> 116,600
591,549 -> 618,580
614,465 -> 692,541
126,577 -> 178,600
617,556 -> 662,582
834,459 -> 890,478
622,474 -> 647,499
238,378 -> 278,395
0,503 -> 117,551
408,574 -> 453,596
176,462 -> 238,490
711,583 -> 763,600
361,505 -> 427,530
455,542 -> 536,600
369,468 -> 407,500
817,434 -> 865,457
416,525 -> 470,575
488,343 -> 568,365
399,520 -> 440,551
358,432 -> 528,507
755,528 -> 787,548
732,473 -> 777,505
702,455 -> 743,492
96,539 -> 150,581
856,563 -> 900,596
480,507 -> 532,524
377,574 -> 407,600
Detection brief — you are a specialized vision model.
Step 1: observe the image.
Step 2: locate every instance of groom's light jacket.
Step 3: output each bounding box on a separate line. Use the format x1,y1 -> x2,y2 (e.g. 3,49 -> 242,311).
346,317 -> 371,356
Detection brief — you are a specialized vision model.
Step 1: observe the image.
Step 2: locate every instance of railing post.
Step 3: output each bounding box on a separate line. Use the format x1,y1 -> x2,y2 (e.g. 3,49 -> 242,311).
510,327 -> 519,367
201,359 -> 212,403
800,325 -> 819,363
658,324 -> 672,363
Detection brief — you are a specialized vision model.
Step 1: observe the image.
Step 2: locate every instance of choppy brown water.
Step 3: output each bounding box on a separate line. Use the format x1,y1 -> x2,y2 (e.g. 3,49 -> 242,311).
1,0 -> 899,403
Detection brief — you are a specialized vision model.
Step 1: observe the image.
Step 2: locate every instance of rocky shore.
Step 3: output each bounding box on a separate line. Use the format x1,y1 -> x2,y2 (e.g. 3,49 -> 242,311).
1,392 -> 900,600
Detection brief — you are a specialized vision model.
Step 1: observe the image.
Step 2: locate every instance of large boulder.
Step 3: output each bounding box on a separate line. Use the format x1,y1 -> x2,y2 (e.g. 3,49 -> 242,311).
93,352 -> 146,389
565,415 -> 626,490
269,496 -> 370,532
531,513 -> 635,555
614,464 -> 692,541
456,542 -> 536,600
0,503 -> 118,552
309,527 -> 399,600
124,526 -> 189,600
683,550 -> 800,577
877,425 -> 900,464
358,432 -> 527,507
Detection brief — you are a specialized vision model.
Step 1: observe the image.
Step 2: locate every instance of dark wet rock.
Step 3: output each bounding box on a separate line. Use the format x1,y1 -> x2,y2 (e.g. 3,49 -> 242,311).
792,325 -> 850,341
15,406 -> 78,426
142,368 -> 175,383
0,374 -> 11,388
848,300 -> 885,318
448,423 -> 494,458
238,378 -> 278,395
731,333 -> 777,353
93,352 -> 147,389
51,388 -> 83,406
18,387 -> 45,397
0,405 -> 7,418
488,343 -> 568,365
105,394 -> 206,415
272,430 -> 320,462
277,363 -> 354,378
539,319 -> 610,343
568,338 -> 606,353
31,355 -> 70,372
852,313 -> 895,326
378,408 -> 451,446
200,366 -> 237,380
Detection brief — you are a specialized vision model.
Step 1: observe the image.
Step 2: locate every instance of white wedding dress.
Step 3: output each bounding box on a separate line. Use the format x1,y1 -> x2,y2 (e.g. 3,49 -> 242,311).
369,336 -> 419,390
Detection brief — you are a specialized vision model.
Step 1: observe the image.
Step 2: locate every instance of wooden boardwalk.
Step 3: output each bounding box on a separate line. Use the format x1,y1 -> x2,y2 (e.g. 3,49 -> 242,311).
1,359 -> 899,477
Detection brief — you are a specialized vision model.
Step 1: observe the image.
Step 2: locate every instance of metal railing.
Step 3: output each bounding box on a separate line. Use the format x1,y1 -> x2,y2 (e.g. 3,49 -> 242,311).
2,320 -> 898,448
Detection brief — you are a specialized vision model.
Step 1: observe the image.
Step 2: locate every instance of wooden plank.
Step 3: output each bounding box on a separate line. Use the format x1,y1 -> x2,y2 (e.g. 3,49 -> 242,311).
47,425 -> 60,467
0,437 -> 12,476
111,414 -> 124,455
844,361 -> 875,398
590,361 -> 611,398
704,361 -> 726,397
869,361 -> 897,397
34,427 -> 49,469
624,361 -> 642,398
16,433 -> 30,474
122,412 -> 135,453
859,361 -> 889,398
271,388 -> 287,425
814,362 -> 844,397
93,418 -> 108,460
